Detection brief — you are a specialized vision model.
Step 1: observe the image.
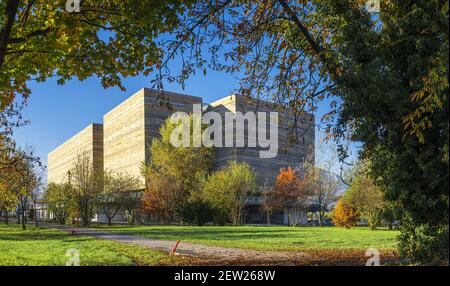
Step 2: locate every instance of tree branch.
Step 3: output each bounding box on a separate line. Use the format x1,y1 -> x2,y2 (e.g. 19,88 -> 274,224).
8,27 -> 52,44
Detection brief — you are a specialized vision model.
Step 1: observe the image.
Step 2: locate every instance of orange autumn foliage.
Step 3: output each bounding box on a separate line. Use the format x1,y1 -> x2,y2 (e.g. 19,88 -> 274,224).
332,199 -> 360,228
265,167 -> 310,209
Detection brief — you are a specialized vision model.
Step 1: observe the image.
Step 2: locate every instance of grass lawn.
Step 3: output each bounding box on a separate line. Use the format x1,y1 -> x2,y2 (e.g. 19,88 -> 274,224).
94,224 -> 400,252
0,223 -> 186,266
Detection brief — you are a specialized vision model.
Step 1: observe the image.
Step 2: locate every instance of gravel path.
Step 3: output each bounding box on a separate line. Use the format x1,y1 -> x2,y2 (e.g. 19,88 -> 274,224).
43,224 -> 309,264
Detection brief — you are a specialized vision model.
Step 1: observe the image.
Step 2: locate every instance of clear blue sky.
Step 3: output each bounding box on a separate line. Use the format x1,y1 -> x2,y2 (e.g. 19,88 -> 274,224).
13,66 -> 346,181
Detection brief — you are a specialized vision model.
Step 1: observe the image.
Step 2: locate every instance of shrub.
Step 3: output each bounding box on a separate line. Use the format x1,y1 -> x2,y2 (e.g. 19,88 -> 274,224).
176,197 -> 213,226
398,216 -> 449,264
212,211 -> 228,226
332,199 -> 360,228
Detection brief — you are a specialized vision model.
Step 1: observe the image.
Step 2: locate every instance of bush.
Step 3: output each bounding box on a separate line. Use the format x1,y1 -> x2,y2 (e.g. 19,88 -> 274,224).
398,216 -> 449,264
332,199 -> 360,228
212,211 -> 228,226
176,198 -> 213,226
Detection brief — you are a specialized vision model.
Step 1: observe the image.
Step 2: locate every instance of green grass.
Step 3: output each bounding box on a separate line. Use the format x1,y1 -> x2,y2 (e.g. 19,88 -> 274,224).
94,224 -> 400,251
0,223 -> 175,266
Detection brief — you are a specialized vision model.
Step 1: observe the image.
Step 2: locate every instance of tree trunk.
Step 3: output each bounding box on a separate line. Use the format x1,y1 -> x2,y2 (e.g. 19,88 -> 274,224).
107,217 -> 112,226
5,211 -> 8,224
0,0 -> 20,69
21,212 -> 26,230
35,207 -> 38,227
388,222 -> 393,230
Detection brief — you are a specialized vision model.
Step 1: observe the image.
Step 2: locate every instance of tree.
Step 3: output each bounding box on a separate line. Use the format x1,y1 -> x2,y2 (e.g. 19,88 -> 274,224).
157,0 -> 448,263
70,153 -> 101,226
342,175 -> 384,230
141,116 -> 214,224
0,0 -> 194,109
43,183 -> 74,225
203,161 -> 256,225
1,111 -> 40,226
302,140 -> 341,226
304,168 -> 339,226
0,181 -> 17,224
380,201 -> 400,231
119,191 -> 142,225
143,115 -> 214,192
141,173 -> 183,225
260,185 -> 274,225
263,167 -> 310,226
96,171 -> 140,226
332,199 -> 360,229
6,148 -> 40,230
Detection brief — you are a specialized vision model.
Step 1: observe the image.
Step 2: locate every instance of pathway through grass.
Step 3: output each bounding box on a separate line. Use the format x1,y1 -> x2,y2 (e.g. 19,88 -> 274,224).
94,225 -> 399,252
0,223 -> 188,266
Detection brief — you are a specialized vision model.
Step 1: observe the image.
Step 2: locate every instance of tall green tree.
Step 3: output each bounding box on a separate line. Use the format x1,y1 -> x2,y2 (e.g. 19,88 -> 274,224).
141,115 -> 214,224
44,182 -> 74,225
203,161 -> 256,225
342,175 -> 384,230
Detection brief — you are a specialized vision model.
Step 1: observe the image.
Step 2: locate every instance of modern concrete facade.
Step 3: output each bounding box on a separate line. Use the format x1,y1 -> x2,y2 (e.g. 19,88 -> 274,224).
47,88 -> 314,225
103,88 -> 201,187
209,94 -> 314,187
48,123 -> 103,184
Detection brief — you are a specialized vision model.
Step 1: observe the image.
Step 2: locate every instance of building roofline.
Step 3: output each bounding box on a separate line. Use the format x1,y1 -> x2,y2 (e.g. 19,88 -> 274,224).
48,123 -> 102,157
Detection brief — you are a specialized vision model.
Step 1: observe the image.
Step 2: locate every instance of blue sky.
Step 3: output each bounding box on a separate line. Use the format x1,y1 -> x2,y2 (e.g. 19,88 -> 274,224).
13,66 -> 349,181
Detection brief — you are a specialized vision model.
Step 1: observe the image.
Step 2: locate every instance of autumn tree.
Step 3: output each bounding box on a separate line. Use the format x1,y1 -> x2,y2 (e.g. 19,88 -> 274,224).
203,161 -> 256,225
332,199 -> 360,229
267,167 -> 310,226
0,0 -> 195,109
0,181 -> 17,224
0,107 -> 38,226
5,148 -> 40,230
141,173 -> 183,225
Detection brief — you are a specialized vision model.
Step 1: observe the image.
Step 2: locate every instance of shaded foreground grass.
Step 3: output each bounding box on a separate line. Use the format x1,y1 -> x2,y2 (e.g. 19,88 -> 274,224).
0,223 -> 194,266
94,224 -> 399,252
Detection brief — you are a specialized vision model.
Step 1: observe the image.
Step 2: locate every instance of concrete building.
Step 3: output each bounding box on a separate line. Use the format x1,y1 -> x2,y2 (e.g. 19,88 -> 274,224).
209,94 -> 314,186
102,88 -> 202,187
208,94 -> 314,224
47,88 -> 314,225
48,123 -> 103,184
